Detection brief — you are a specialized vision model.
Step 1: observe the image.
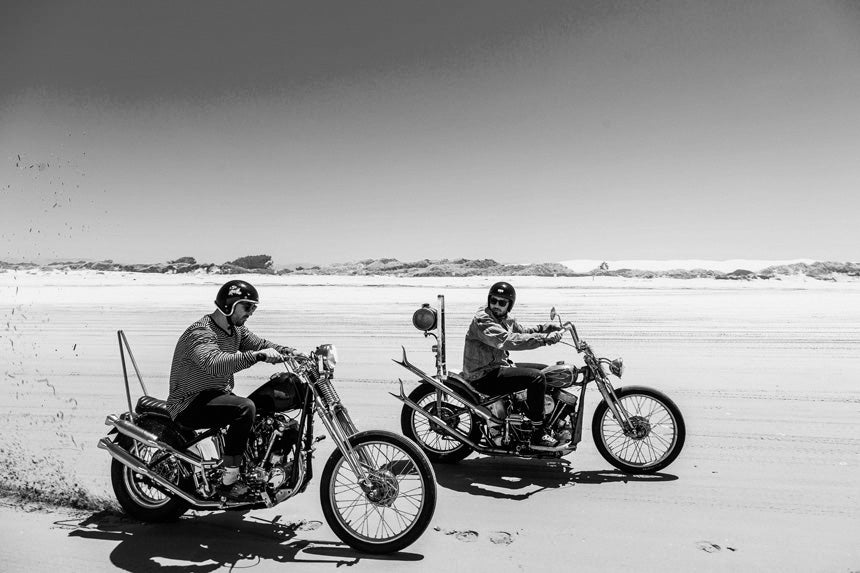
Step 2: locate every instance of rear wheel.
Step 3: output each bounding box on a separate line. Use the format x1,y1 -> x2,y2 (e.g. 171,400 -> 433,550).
400,383 -> 480,463
320,430 -> 436,554
110,419 -> 190,522
592,386 -> 685,474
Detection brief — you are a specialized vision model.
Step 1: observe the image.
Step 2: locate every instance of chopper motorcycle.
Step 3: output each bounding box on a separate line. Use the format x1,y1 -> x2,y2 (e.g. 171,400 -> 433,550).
393,296 -> 685,473
99,331 -> 436,554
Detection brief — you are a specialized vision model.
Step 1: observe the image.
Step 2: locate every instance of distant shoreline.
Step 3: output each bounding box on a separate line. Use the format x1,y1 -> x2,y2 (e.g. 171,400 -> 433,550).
1,257 -> 858,281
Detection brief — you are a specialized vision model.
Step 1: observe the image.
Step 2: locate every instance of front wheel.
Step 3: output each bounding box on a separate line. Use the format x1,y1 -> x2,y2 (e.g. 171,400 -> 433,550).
592,386 -> 686,474
320,430 -> 436,554
400,383 -> 480,463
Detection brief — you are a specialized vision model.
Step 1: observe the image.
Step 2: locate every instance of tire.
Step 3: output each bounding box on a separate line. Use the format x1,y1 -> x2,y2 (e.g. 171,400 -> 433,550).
400,383 -> 480,464
591,386 -> 686,474
110,419 -> 190,522
320,430 -> 436,554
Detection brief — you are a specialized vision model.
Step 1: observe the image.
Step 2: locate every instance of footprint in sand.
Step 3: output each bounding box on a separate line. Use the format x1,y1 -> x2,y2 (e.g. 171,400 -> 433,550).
434,527 -> 479,542
696,541 -> 722,553
434,528 -> 514,545
453,530 -> 479,542
488,531 -> 514,545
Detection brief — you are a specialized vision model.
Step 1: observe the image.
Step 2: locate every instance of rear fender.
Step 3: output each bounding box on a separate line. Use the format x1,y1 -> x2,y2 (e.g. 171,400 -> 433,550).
441,373 -> 482,405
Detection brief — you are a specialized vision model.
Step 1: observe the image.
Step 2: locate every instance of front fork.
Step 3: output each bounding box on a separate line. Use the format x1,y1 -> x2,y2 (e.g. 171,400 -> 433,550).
313,394 -> 374,488
594,375 -> 633,432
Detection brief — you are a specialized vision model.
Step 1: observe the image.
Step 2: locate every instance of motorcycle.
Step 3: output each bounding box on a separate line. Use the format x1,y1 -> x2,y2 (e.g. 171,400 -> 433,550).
393,295 -> 686,473
99,331 -> 436,554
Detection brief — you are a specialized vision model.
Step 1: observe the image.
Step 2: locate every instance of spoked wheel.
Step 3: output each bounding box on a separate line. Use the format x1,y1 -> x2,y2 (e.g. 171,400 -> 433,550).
592,385 -> 686,474
320,430 -> 436,554
110,425 -> 190,522
400,383 -> 480,463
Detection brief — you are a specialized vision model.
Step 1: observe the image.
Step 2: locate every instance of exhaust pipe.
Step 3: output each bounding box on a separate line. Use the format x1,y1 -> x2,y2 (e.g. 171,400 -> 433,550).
393,380 -> 579,456
390,381 -> 507,455
105,415 -> 203,467
98,437 -> 222,508
394,349 -> 497,423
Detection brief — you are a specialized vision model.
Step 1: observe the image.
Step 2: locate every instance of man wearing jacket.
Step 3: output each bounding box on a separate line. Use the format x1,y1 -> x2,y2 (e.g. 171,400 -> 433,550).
463,281 -> 563,448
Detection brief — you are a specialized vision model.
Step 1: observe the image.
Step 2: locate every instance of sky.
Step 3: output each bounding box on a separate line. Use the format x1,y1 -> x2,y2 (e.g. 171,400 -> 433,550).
2,0 -> 859,266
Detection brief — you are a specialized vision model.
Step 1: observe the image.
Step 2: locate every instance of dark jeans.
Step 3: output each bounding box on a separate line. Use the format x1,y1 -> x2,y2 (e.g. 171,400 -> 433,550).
471,362 -> 548,423
176,391 -> 256,459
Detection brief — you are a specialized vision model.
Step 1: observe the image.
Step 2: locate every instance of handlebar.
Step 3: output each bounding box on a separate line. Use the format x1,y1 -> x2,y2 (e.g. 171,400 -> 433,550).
560,321 -> 584,351
279,351 -> 310,366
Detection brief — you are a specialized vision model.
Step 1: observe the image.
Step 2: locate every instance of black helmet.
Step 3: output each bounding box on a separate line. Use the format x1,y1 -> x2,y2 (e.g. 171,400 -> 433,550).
488,281 -> 516,311
215,280 -> 259,316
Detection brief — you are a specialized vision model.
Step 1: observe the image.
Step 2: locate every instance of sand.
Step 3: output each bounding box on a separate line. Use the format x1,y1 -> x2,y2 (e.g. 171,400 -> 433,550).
1,270 -> 858,572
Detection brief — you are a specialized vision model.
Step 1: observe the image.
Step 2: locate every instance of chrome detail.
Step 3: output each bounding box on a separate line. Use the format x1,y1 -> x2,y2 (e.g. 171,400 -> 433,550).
390,380 -> 507,454
558,390 -> 578,406
609,357 -> 624,377
98,438 -> 222,508
105,414 -> 216,469
316,378 -> 341,408
394,349 -> 496,423
317,344 -> 338,369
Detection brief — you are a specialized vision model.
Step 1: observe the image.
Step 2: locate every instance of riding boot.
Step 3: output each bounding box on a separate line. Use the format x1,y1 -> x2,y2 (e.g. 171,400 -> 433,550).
529,422 -> 558,448
219,466 -> 250,500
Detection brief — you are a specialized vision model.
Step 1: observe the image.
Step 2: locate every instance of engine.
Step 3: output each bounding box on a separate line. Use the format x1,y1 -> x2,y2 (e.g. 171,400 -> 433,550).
245,414 -> 300,490
493,389 -> 576,449
509,390 -> 556,417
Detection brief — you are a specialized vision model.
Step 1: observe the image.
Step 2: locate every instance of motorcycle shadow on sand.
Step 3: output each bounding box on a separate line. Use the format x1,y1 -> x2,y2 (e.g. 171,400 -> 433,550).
64,508 -> 423,571
433,456 -> 677,501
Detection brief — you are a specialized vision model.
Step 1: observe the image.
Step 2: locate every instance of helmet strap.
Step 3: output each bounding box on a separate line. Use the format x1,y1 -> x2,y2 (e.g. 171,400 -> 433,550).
224,303 -> 240,328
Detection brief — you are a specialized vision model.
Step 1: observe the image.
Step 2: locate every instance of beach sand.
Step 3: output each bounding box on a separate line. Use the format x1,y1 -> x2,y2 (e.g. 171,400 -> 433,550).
1,271 -> 858,572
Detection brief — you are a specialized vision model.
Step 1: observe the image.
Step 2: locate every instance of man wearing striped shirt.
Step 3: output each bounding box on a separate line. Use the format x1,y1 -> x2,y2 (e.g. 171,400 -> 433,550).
167,279 -> 295,499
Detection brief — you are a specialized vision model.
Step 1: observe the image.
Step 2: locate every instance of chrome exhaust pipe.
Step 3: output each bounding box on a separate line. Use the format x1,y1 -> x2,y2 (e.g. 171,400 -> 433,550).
390,381 -> 507,455
98,437 -> 222,508
106,414 -> 160,445
394,349 -> 497,423
105,414 -> 203,467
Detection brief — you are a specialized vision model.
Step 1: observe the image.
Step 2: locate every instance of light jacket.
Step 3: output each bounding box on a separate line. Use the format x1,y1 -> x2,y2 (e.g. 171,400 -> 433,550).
462,306 -> 552,380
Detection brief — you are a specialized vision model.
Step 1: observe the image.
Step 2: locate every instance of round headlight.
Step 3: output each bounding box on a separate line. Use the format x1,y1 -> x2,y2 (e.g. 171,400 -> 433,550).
412,304 -> 438,331
609,358 -> 624,377
316,344 -> 338,369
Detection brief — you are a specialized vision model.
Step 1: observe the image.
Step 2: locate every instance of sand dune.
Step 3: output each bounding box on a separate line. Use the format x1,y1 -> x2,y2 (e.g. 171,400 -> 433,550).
558,258 -> 818,273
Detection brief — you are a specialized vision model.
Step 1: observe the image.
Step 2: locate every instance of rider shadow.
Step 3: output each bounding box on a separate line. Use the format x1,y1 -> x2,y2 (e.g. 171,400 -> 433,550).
433,456 -> 677,501
62,508 -> 423,571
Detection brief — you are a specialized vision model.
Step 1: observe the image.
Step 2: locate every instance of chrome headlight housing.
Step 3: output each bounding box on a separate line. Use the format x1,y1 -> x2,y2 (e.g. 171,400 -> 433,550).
316,344 -> 338,369
609,357 -> 624,377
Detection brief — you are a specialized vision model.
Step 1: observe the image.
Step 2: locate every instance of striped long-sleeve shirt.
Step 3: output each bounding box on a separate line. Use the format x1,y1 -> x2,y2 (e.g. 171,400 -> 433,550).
166,314 -> 292,418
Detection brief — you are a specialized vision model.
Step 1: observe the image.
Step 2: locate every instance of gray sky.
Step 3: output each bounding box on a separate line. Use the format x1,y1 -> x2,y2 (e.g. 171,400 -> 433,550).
2,0 -> 859,265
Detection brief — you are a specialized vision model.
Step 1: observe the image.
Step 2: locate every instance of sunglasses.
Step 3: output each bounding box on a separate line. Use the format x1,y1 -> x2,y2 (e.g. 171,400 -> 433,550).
489,296 -> 510,307
237,302 -> 258,313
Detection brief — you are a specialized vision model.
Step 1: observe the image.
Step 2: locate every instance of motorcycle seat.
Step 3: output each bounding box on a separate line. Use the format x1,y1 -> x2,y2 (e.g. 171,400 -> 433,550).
136,395 -> 171,417
134,396 -> 219,435
449,372 -> 490,400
